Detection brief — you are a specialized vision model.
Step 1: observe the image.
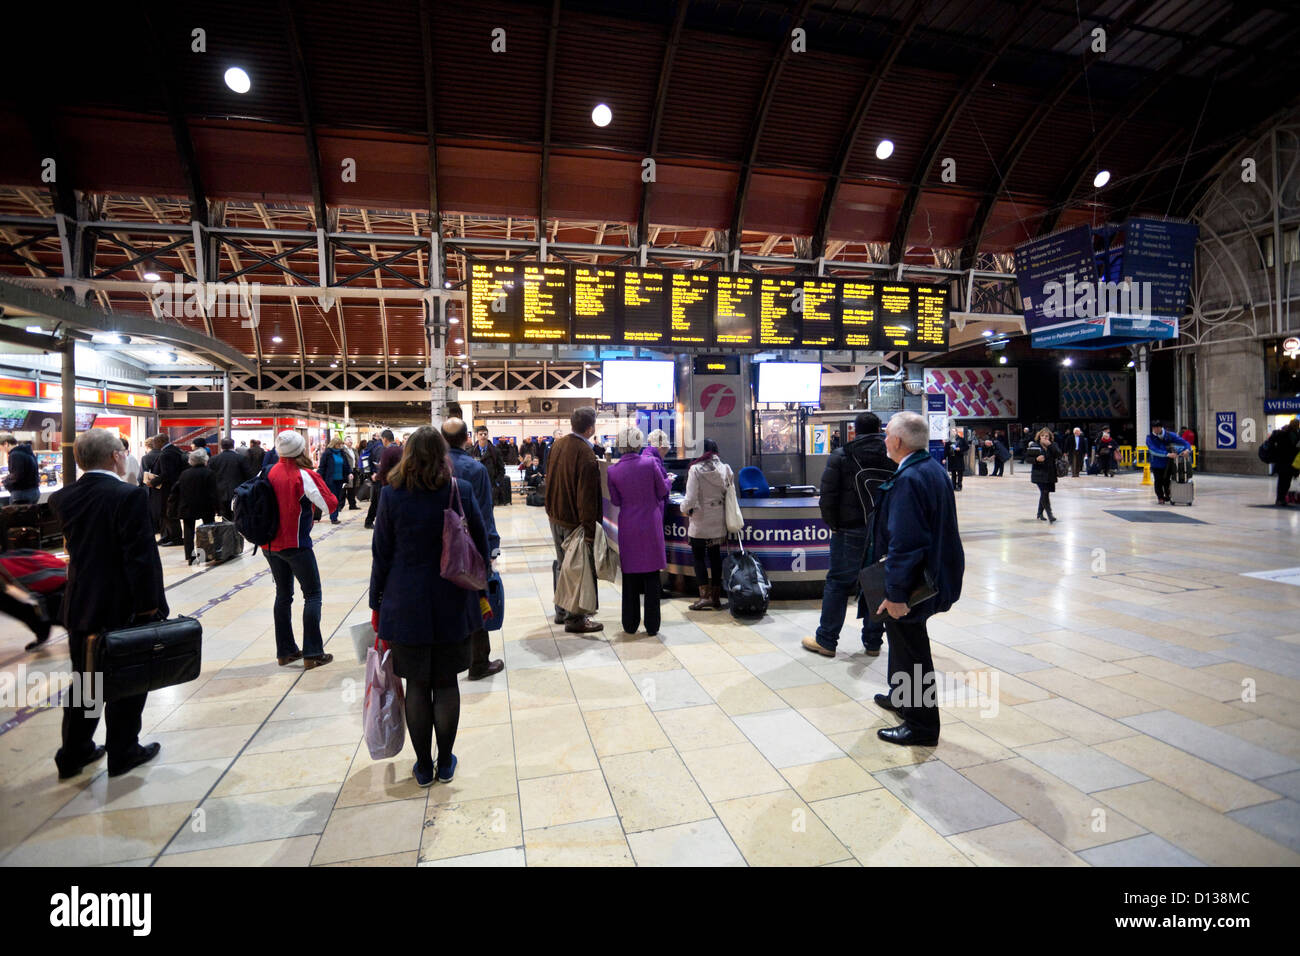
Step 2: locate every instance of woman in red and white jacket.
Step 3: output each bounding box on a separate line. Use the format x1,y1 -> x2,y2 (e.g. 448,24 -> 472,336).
265,430 -> 338,669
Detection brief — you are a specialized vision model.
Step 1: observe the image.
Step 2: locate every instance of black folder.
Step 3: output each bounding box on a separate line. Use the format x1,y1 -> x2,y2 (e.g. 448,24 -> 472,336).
858,558 -> 937,622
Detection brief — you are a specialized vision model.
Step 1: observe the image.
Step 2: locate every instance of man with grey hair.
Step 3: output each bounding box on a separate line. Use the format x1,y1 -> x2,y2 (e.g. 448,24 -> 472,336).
50,429 -> 167,778
869,411 -> 964,747
545,406 -> 603,632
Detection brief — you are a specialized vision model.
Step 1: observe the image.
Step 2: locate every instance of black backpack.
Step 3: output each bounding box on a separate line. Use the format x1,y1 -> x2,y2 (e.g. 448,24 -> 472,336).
1259,435 -> 1275,464
232,474 -> 279,546
847,447 -> 895,522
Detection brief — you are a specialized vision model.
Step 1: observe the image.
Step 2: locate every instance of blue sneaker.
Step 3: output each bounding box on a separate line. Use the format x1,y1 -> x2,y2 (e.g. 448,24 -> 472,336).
437,754 -> 458,783
412,761 -> 435,788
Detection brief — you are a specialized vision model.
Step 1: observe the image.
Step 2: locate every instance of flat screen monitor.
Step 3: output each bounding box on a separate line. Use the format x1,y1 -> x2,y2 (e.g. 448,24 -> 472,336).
601,360 -> 675,404
756,362 -> 821,404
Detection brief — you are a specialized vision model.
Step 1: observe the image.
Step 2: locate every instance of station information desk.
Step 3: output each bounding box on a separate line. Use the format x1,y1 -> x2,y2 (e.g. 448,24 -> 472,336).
599,463 -> 831,596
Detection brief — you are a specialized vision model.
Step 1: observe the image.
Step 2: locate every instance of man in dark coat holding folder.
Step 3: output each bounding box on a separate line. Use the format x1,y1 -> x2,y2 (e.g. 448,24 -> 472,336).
50,429 -> 168,779
870,411 -> 964,747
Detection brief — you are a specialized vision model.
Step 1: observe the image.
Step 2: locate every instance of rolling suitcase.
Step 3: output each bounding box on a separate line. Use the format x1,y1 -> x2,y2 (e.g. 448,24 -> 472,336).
1168,457 -> 1194,506
195,521 -> 244,563
721,536 -> 770,619
5,526 -> 40,550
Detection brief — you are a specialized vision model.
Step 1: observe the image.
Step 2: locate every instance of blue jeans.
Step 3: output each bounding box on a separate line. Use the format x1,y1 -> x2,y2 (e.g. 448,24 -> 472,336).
815,528 -> 884,651
8,487 -> 39,505
326,478 -> 344,520
264,547 -> 324,658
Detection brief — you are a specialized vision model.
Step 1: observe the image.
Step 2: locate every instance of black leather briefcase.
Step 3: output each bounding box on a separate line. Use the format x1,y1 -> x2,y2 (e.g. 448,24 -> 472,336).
86,616 -> 203,703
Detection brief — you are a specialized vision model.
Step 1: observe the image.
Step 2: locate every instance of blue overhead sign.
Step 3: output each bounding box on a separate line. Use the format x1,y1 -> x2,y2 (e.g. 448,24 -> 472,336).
1215,412 -> 1237,449
1123,218 -> 1198,319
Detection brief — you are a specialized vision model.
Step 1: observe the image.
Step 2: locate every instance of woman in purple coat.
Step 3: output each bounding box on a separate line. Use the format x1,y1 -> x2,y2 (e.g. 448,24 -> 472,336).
608,426 -> 672,635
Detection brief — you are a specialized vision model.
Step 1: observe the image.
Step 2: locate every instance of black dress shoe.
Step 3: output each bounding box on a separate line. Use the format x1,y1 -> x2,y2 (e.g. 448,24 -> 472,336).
873,693 -> 900,712
877,725 -> 938,747
467,659 -> 505,680
57,745 -> 106,780
107,742 -> 161,777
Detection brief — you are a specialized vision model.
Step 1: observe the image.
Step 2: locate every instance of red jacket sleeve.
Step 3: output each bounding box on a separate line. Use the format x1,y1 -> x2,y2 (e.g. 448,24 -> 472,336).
307,467 -> 339,516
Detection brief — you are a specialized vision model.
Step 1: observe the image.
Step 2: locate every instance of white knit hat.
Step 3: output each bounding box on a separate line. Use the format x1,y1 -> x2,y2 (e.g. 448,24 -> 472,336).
276,429 -> 306,459
617,425 -> 645,450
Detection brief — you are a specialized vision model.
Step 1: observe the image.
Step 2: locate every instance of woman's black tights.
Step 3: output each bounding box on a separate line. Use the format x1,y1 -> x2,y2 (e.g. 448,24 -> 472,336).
405,674 -> 460,774
1037,487 -> 1053,518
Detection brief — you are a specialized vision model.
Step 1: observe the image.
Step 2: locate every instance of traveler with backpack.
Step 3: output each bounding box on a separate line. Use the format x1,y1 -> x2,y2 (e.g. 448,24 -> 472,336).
803,412 -> 895,658
318,439 -> 352,524
209,437 -> 254,519
370,426 -> 491,787
262,430 -> 337,669
681,438 -> 735,611
175,448 -> 220,564
1146,421 -> 1191,505
1262,418 -> 1300,506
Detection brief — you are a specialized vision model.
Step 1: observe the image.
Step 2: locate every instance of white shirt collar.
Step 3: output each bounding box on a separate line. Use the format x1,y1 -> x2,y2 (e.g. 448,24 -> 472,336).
85,469 -> 123,481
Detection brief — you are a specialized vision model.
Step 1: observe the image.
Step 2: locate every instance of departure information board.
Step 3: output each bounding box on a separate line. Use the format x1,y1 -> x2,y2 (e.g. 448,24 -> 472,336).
914,285 -> 949,351
467,259 -> 950,351
799,279 -> 838,348
758,277 -> 799,347
571,266 -> 618,343
621,268 -> 670,345
840,279 -> 879,349
670,272 -> 712,345
878,283 -> 916,349
469,261 -> 521,342
521,264 -> 569,342
715,274 -> 757,347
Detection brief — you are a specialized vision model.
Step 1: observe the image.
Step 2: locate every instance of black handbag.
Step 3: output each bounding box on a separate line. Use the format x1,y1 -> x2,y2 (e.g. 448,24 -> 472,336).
86,616 -> 203,704
858,558 -> 937,622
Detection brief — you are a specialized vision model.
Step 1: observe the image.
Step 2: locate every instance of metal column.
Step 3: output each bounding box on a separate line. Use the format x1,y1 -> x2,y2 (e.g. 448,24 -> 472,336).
1134,344 -> 1151,449
223,372 -> 232,440
61,338 -> 76,482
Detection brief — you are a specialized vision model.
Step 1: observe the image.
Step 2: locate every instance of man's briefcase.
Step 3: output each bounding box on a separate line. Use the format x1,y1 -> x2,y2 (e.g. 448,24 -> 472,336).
87,616 -> 203,704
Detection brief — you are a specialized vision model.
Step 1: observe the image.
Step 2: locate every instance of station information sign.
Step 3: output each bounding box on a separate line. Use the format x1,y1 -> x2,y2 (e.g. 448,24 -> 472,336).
467,260 -> 950,352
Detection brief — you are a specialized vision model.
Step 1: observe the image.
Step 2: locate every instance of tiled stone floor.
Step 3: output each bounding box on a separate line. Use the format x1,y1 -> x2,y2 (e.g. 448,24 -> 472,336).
2,469 -> 1299,866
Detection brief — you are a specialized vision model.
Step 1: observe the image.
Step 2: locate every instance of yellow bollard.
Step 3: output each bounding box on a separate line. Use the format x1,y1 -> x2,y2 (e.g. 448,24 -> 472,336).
1141,461 -> 1152,485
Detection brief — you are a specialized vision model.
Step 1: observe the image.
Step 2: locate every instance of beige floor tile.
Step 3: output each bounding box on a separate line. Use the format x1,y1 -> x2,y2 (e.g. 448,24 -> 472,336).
679,741 -> 789,802
1230,695 -> 1300,730
1014,643 -> 1132,679
932,721 -> 1017,770
609,638 -> 681,675
1013,698 -> 1140,746
1096,781 -> 1300,866
601,748 -> 715,832
669,643 -> 749,676
1093,736 -> 1282,813
811,789 -> 972,866
947,819 -> 1086,866
1221,717 -> 1300,761
511,703 -> 600,780
458,691 -> 512,728
420,795 -> 523,862
1045,631 -> 1146,663
1198,663 -> 1300,702
507,666 -> 577,711
971,670 -> 1054,706
653,703 -> 748,752
567,665 -> 646,711
212,744 -> 357,798
780,757 -> 882,802
524,816 -> 633,866
582,704 -> 671,757
1098,673 -> 1251,726
961,758 -> 1146,851
1018,669 -> 1154,719
312,796 -> 427,865
712,790 -> 850,866
243,714 -> 361,754
427,723 -> 519,806
269,688 -> 362,722
152,697 -> 280,733
3,800 -> 194,866
952,705 -> 1064,749
830,727 -> 935,772
693,671 -> 784,716
1121,657 -> 1243,702
798,700 -> 884,736
155,834 -> 320,867
517,769 -> 616,831
189,673 -> 298,702
777,683 -> 852,709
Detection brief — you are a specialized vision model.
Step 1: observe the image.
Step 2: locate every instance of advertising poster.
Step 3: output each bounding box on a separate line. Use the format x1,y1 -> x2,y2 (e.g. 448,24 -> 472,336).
1059,369 -> 1130,419
925,368 -> 1018,418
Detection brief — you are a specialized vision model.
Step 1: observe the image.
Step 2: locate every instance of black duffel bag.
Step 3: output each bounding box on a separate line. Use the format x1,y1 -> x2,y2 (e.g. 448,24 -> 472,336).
357,479 -> 372,502
86,616 -> 203,704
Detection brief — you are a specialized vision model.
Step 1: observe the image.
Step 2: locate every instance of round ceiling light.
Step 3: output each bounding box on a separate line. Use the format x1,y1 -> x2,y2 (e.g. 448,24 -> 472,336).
592,103 -> 612,127
1093,170 -> 1111,188
271,334 -> 283,344
875,139 -> 894,160
224,67 -> 251,94
142,271 -> 161,282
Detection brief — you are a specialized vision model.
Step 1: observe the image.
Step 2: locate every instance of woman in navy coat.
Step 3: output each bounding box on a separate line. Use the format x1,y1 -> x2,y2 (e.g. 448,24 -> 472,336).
370,425 -> 490,787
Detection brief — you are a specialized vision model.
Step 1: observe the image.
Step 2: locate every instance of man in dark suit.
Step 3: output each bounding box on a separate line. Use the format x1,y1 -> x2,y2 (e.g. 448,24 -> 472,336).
155,435 -> 186,545
208,437 -> 254,519
50,428 -> 168,779
1068,427 -> 1090,477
